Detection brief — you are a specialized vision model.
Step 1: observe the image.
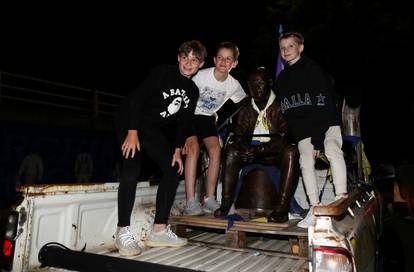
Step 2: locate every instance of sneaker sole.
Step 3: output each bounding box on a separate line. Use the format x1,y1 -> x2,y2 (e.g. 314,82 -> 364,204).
183,211 -> 205,216
297,220 -> 314,228
203,208 -> 218,214
145,240 -> 187,247
296,223 -> 310,229
115,243 -> 141,256
288,214 -> 303,220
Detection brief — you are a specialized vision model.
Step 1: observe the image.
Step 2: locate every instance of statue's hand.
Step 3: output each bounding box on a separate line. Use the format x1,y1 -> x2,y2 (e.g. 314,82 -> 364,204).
239,146 -> 256,163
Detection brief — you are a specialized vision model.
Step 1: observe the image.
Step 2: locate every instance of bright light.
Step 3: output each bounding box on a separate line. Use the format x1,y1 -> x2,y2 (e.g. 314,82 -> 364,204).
3,240 -> 13,257
313,247 -> 353,272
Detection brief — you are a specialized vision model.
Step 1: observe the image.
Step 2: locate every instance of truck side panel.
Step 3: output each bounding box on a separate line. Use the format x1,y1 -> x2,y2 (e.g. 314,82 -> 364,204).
12,182 -> 186,271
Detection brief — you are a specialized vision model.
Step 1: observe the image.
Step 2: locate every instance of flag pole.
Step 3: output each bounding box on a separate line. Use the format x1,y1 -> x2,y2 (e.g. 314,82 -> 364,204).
275,24 -> 285,80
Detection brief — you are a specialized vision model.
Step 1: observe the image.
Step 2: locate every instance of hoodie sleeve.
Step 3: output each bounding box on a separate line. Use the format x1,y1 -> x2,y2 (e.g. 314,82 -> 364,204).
128,66 -> 163,130
174,83 -> 199,148
310,128 -> 326,151
309,67 -> 339,151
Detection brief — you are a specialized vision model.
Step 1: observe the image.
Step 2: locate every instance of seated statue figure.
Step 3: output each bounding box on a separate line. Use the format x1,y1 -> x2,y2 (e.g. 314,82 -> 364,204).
214,67 -> 300,223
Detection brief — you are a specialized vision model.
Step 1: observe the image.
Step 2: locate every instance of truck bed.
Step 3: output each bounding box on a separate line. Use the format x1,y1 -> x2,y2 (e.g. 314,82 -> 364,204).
10,182 -> 309,272
94,231 -> 309,272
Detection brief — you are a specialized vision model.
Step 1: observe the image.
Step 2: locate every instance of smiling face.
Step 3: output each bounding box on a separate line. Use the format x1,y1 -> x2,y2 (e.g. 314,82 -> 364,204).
279,36 -> 304,65
213,48 -> 238,73
177,51 -> 204,78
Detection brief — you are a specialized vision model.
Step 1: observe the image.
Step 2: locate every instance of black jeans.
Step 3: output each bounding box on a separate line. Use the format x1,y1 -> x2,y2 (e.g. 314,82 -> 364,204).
117,126 -> 180,226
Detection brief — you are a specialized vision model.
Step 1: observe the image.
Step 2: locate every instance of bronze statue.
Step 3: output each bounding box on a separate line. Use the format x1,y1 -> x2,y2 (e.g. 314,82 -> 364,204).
214,67 -> 300,223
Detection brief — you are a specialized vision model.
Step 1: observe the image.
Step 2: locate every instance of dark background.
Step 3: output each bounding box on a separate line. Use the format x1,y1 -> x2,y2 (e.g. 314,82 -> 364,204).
1,2 -> 414,271
1,0 -> 413,182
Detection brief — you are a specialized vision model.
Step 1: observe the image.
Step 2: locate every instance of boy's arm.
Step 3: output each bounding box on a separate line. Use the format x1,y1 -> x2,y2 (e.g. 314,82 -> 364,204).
230,81 -> 248,107
234,96 -> 249,109
309,67 -> 339,151
171,148 -> 184,175
128,66 -> 162,130
128,78 -> 151,130
123,67 -> 163,157
175,86 -> 199,148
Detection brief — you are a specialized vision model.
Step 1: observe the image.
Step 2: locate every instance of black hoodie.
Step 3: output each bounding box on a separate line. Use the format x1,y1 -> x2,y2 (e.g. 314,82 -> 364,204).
275,56 -> 340,150
115,64 -> 199,148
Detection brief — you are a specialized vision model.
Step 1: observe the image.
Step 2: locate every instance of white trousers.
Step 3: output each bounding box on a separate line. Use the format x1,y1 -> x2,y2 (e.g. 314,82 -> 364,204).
298,126 -> 347,205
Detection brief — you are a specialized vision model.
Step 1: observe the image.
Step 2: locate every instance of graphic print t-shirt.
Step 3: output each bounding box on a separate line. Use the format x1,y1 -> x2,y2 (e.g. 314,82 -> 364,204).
192,67 -> 246,116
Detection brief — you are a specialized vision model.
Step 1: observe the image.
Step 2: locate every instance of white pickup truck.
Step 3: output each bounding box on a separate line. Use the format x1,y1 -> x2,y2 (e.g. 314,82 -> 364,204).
2,170 -> 382,272
2,99 -> 383,272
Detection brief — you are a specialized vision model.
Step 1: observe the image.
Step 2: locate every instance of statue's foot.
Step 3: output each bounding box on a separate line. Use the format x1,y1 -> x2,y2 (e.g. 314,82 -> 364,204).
267,210 -> 288,223
214,205 -> 231,218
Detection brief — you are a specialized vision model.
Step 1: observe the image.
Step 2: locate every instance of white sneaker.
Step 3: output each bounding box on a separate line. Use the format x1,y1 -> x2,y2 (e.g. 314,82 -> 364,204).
297,206 -> 315,228
203,197 -> 220,213
288,212 -> 303,220
145,225 -> 187,247
115,226 -> 141,256
184,199 -> 205,216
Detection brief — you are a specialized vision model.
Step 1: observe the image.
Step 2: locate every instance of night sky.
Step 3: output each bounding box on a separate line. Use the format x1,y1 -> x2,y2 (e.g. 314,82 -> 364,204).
2,1 -> 414,167
2,3 -> 265,93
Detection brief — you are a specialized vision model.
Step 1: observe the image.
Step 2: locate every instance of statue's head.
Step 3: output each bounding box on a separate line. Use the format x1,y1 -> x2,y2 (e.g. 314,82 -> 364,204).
247,67 -> 273,103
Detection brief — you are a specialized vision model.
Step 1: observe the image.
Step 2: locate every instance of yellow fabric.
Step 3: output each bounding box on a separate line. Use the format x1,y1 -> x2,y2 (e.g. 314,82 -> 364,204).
361,142 -> 372,180
250,217 -> 268,223
251,91 -> 275,143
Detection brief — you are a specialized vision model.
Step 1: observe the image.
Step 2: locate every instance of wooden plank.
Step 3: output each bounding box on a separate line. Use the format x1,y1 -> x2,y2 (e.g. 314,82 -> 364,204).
170,214 -> 288,228
169,215 -> 307,237
225,230 -> 246,248
170,214 -> 308,257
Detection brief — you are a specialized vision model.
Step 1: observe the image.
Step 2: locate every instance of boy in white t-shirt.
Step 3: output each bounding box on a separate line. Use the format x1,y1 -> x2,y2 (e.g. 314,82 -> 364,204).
182,41 -> 247,215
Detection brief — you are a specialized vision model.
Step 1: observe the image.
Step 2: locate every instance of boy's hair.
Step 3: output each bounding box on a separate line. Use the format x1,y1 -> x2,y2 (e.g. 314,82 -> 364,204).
216,41 -> 240,60
178,40 -> 207,62
279,32 -> 304,45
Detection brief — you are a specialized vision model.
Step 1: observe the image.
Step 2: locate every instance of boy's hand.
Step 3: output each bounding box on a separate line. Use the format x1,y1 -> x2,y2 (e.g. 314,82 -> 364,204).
172,148 -> 184,175
122,130 -> 140,159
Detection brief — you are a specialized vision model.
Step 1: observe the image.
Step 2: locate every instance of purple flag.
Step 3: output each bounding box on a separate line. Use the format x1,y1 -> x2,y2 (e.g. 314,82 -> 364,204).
275,24 -> 285,80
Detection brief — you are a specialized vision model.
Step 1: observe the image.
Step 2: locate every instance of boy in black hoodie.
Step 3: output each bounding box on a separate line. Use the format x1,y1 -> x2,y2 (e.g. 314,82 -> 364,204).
276,32 -> 347,228
114,40 -> 206,255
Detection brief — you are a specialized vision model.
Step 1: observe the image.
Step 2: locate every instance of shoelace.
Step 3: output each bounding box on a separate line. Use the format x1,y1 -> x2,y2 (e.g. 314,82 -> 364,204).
187,201 -> 202,209
165,225 -> 178,239
118,227 -> 138,247
206,199 -> 219,209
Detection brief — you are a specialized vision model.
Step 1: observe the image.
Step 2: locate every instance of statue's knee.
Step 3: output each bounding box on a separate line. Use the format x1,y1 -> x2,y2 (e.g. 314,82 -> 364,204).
284,144 -> 299,161
224,145 -> 239,161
